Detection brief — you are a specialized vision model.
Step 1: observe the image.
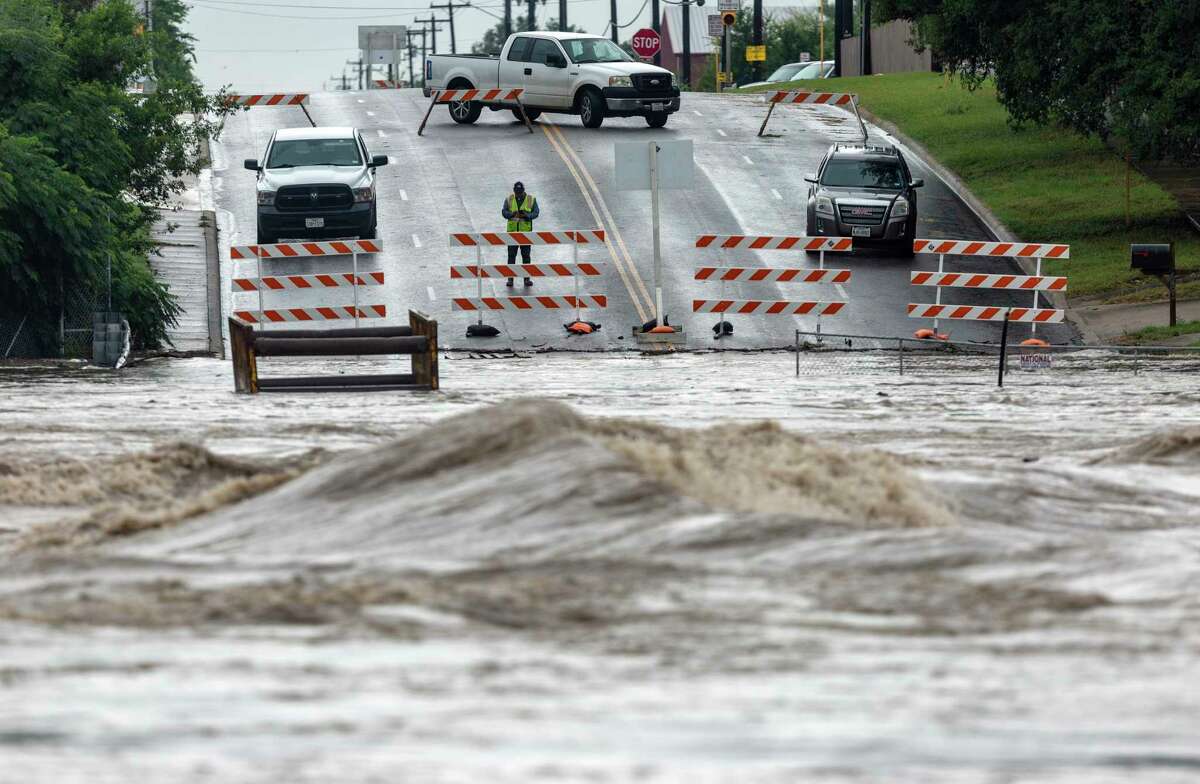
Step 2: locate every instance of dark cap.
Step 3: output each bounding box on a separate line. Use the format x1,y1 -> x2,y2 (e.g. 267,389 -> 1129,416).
513,181 -> 525,191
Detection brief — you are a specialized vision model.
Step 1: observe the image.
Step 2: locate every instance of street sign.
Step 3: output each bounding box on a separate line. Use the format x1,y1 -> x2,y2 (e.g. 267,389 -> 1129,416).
630,28 -> 661,59
745,45 -> 766,62
718,0 -> 740,9
707,14 -> 724,37
799,52 -> 811,62
614,140 -> 694,191
358,25 -> 406,64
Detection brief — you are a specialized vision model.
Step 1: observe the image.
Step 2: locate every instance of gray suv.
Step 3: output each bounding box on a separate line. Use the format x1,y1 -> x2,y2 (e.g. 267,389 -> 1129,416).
805,144 -> 923,256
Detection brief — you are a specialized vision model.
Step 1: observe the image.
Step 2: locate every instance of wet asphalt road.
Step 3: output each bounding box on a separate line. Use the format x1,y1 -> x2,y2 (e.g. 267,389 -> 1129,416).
210,89 -> 1077,350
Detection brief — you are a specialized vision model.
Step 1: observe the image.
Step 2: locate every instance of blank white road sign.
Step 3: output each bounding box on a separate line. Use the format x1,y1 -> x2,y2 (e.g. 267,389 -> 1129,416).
614,140 -> 695,190
359,25 -> 406,64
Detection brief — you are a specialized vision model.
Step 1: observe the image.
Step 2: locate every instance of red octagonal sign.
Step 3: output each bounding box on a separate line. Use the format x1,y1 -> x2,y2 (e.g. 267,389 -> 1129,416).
631,28 -> 661,59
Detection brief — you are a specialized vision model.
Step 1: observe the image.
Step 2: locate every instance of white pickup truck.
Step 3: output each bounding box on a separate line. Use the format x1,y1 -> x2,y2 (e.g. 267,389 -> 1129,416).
424,32 -> 681,129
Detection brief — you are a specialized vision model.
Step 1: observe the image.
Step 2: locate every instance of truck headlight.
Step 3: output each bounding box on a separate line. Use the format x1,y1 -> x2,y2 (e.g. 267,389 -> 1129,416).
257,190 -> 276,206
608,76 -> 632,87
891,198 -> 909,218
353,185 -> 375,203
815,196 -> 834,216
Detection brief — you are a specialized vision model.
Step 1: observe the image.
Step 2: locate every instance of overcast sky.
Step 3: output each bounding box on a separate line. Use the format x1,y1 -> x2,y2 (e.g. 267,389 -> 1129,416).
187,0 -> 819,93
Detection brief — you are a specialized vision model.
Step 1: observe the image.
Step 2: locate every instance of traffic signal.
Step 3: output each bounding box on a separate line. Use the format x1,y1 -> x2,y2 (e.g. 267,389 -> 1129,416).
721,10 -> 736,26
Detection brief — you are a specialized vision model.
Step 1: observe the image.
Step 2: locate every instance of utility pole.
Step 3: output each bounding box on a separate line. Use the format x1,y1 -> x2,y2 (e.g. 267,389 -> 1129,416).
559,0 -> 567,30
347,58 -> 364,90
407,29 -> 420,88
610,0 -> 618,42
527,0 -> 536,30
431,1 -> 469,54
652,0 -> 660,65
752,0 -> 763,81
682,0 -> 691,87
415,16 -> 444,54
504,0 -> 512,38
861,0 -> 872,75
414,27 -> 429,85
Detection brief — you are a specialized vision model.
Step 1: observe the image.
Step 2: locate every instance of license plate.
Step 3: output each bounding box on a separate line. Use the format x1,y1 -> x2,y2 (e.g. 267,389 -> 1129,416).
852,226 -> 871,237
305,217 -> 324,229
651,103 -> 664,112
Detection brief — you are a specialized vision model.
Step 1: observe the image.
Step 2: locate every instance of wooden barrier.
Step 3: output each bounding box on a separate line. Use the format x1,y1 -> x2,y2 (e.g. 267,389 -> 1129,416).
229,311 -> 439,393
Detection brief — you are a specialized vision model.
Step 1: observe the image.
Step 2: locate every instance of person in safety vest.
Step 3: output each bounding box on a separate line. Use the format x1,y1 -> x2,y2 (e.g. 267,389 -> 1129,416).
501,181 -> 539,287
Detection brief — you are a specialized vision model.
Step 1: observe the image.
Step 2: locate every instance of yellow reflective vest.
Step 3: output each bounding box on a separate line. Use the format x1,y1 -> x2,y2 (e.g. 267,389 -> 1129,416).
506,194 -> 536,232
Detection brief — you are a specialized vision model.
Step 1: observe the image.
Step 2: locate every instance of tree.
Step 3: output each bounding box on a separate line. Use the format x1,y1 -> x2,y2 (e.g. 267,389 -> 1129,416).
0,0 -> 236,353
876,0 -> 1200,162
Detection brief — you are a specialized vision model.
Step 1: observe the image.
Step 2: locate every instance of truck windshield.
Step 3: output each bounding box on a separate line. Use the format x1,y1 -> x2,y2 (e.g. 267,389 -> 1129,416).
266,138 -> 362,168
564,38 -> 633,64
821,159 -> 905,189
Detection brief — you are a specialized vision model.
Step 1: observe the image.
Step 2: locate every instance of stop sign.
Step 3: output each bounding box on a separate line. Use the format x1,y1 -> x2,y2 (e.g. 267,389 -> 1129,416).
631,28 -> 661,59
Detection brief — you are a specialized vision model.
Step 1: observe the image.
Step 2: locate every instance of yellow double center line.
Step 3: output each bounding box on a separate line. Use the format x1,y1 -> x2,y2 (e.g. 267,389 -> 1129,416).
540,122 -> 654,323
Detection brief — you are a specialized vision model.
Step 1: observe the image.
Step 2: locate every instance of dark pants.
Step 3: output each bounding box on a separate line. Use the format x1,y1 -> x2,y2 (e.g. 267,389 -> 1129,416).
506,244 -> 531,264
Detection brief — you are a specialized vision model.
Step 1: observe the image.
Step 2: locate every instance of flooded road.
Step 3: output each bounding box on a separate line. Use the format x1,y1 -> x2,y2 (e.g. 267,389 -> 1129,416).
2,352 -> 1199,782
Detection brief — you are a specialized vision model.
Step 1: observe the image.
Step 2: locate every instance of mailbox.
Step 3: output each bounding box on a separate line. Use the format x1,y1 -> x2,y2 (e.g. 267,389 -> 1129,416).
1130,243 -> 1174,275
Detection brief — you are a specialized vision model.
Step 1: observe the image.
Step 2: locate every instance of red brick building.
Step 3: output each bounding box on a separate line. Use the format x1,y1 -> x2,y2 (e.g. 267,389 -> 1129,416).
660,6 -> 715,88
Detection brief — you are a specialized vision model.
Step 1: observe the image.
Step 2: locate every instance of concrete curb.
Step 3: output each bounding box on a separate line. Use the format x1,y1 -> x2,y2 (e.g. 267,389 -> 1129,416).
858,106 -> 1102,344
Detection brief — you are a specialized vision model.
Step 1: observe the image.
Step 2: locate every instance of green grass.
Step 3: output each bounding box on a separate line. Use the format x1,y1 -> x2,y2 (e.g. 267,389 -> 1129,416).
1112,320 -> 1200,346
741,73 -> 1200,300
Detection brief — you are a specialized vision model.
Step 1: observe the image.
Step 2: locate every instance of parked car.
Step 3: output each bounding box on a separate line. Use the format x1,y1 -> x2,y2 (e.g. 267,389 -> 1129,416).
805,143 -> 923,256
424,32 -> 680,129
244,126 -> 387,245
741,59 -> 834,90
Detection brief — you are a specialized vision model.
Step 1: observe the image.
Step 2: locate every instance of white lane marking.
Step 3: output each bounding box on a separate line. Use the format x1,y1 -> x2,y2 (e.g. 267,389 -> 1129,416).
427,286 -> 436,301
357,99 -> 364,103
716,129 -> 727,137
376,129 -> 386,137
412,233 -> 423,248
367,111 -> 376,117
693,109 -> 703,116
836,283 -> 849,299
771,188 -> 782,200
742,155 -> 755,166
399,189 -> 408,201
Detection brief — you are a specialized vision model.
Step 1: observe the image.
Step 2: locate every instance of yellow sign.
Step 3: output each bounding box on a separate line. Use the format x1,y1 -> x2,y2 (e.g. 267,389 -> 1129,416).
716,71 -> 734,84
745,45 -> 766,62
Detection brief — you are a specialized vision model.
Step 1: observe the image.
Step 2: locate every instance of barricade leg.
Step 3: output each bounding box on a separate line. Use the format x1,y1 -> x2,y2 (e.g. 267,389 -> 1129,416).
514,95 -> 535,134
417,91 -> 440,136
757,101 -> 777,137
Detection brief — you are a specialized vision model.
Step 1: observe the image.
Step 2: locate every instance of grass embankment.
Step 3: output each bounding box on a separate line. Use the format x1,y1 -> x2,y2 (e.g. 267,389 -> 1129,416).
741,73 -> 1199,301
1114,321 -> 1200,347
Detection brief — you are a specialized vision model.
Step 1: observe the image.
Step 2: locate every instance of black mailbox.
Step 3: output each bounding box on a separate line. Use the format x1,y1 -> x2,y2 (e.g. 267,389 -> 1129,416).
1131,243 -> 1174,275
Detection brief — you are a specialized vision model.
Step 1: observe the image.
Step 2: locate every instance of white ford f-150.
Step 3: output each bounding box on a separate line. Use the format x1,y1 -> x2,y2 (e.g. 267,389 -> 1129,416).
424,32 -> 681,129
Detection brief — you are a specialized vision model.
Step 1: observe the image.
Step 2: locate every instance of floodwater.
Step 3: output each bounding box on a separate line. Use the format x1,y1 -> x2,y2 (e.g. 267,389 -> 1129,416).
2,350 -> 1199,783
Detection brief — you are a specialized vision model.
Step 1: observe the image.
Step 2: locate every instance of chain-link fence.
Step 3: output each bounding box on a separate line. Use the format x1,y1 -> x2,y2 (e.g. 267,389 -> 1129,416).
60,282 -> 107,360
793,330 -> 1200,383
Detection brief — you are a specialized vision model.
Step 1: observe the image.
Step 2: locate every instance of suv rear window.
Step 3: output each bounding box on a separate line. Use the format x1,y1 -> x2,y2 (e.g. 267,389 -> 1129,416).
267,138 -> 362,168
821,159 -> 905,189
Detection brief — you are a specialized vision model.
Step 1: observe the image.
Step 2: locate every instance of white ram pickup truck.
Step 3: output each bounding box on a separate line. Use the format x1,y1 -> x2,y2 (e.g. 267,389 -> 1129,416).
424,32 -> 681,129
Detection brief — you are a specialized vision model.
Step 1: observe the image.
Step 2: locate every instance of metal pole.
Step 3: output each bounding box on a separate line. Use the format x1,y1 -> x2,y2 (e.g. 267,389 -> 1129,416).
256,248 -> 264,330
504,0 -> 512,38
560,0 -> 567,30
650,141 -> 663,325
795,329 -> 800,376
752,0 -> 763,82
819,0 -> 825,62
476,246 -> 484,326
934,253 -> 943,334
898,337 -> 904,375
573,242 -> 580,322
860,0 -> 872,75
682,0 -> 691,87
722,25 -> 729,90
610,0 -> 618,42
366,47 -> 373,88
353,250 -> 360,329
652,0 -> 661,65
528,0 -> 536,30
998,309 -> 1010,387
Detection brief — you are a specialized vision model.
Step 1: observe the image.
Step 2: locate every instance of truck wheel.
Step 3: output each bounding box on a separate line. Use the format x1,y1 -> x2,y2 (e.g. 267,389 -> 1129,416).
513,108 -> 540,122
646,112 -> 669,128
579,90 -> 605,128
449,99 -> 482,124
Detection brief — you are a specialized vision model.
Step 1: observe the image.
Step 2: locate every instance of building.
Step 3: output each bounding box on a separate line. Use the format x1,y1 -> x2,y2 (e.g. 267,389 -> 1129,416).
660,5 -> 715,88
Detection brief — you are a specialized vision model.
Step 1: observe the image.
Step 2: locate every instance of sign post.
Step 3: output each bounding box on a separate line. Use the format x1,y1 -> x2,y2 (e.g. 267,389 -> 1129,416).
359,25 -> 407,88
615,140 -> 694,346
631,28 -> 661,60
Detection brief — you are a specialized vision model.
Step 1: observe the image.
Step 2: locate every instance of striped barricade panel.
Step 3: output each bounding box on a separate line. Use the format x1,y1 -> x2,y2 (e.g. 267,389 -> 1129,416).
232,272 -> 385,292
233,305 -> 387,324
449,231 -> 606,247
906,304 -> 1064,323
693,299 -> 847,316
910,272 -> 1066,291
227,94 -> 309,107
452,295 -> 608,311
230,240 -> 383,260
694,235 -> 853,252
913,239 -> 1070,259
695,267 -> 851,283
765,91 -> 856,106
435,88 -> 524,103
450,263 -> 604,279
372,80 -> 401,89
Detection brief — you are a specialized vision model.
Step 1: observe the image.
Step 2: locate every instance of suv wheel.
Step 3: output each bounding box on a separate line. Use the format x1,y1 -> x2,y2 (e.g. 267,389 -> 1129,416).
646,112 -> 668,128
579,90 -> 604,128
449,99 -> 482,125
514,107 -> 541,122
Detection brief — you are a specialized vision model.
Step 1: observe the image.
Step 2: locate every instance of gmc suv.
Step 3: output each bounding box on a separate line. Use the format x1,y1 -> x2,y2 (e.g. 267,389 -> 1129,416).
245,126 -> 387,244
805,144 -> 923,256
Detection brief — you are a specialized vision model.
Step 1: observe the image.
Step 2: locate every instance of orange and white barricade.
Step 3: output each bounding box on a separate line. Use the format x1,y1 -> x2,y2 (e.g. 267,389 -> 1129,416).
908,239 -> 1070,336
758,91 -> 867,140
418,88 -> 533,136
225,92 -> 314,126
692,233 -> 853,339
230,240 -> 385,327
448,230 -> 608,337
